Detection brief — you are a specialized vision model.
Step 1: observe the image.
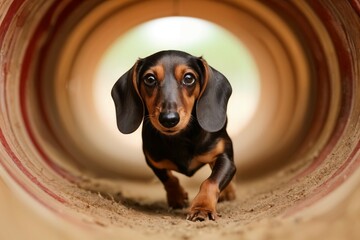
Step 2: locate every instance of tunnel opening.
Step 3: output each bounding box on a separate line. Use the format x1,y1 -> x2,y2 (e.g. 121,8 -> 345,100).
1,1 -> 360,239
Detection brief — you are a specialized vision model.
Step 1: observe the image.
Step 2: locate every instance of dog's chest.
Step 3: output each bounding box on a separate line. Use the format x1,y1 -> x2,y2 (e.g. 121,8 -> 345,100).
144,138 -> 199,175
143,131 -> 223,176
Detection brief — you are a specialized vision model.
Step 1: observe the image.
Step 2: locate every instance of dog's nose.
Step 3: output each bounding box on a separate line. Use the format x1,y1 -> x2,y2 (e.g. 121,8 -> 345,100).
159,112 -> 180,128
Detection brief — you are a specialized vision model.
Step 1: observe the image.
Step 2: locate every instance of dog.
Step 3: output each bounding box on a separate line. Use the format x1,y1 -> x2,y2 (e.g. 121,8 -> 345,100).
111,50 -> 236,221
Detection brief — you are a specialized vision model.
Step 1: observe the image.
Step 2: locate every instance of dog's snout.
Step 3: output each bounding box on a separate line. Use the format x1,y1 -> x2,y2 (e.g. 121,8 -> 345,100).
159,112 -> 180,128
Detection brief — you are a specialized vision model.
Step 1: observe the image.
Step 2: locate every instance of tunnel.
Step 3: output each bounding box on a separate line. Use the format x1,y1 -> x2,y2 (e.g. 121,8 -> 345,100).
1,0 -> 360,239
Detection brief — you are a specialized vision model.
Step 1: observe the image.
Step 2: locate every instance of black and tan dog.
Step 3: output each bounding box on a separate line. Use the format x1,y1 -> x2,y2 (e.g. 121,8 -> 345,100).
111,50 -> 236,221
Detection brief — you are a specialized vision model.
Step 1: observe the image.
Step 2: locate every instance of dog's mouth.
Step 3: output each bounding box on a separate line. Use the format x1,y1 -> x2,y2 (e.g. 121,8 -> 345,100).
163,129 -> 180,135
157,123 -> 185,136
154,126 -> 181,135
148,117 -> 181,135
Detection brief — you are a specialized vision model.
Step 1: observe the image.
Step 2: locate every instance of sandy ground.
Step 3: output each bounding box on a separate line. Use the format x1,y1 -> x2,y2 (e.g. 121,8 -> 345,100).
1,170 -> 360,240
65,161 -> 360,240
1,153 -> 360,240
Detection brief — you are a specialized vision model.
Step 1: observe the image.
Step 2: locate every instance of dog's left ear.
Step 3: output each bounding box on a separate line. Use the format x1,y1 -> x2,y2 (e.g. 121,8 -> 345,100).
196,58 -> 232,132
111,61 -> 144,134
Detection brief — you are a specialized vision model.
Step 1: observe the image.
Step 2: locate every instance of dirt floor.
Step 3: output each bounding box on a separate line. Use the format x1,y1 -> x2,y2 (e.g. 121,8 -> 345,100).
3,141 -> 360,240
2,157 -> 360,240
64,159 -> 360,240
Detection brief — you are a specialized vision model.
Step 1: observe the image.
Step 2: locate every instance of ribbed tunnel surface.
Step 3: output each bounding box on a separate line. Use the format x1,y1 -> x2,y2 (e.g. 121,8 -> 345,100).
1,1 -> 360,239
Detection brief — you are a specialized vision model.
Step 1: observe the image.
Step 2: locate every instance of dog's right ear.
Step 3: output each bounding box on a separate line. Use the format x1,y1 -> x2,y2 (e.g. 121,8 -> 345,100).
111,61 -> 144,134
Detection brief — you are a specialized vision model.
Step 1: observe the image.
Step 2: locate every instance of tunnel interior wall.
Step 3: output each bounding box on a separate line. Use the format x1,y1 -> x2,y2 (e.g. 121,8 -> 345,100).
1,0 -> 360,239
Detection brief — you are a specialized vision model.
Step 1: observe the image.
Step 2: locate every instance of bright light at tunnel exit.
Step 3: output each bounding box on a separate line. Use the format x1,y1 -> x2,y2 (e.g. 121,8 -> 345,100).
94,17 -> 260,149
143,17 -> 212,47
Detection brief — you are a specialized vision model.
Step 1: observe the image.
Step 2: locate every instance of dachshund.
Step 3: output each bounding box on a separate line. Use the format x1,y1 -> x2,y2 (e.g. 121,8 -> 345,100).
111,50 -> 236,221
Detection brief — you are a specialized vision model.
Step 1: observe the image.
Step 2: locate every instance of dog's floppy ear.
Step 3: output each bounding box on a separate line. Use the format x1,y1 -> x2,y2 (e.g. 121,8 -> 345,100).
111,61 -> 144,134
196,58 -> 232,132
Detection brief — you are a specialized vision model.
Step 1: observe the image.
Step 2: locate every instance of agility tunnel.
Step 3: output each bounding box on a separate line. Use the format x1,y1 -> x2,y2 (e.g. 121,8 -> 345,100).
1,1 -> 360,239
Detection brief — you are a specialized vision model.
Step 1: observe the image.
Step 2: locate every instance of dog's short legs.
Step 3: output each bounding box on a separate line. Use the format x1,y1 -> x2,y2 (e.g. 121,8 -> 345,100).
187,153 -> 236,221
164,171 -> 189,209
148,165 -> 188,209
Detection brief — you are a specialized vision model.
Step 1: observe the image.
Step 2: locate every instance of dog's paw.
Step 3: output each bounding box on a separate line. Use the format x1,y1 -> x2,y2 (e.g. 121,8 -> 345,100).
167,190 -> 188,209
186,208 -> 219,221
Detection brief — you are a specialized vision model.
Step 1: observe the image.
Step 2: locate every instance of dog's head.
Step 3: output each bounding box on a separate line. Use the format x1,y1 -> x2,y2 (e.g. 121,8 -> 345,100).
111,50 -> 232,135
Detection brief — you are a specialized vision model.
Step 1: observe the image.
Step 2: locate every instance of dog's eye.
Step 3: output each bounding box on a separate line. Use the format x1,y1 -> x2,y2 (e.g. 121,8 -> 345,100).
182,73 -> 196,86
143,74 -> 157,87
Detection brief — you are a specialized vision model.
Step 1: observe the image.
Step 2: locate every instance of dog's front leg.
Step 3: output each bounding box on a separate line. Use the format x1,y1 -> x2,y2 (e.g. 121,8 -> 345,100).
147,163 -> 189,209
187,153 -> 236,221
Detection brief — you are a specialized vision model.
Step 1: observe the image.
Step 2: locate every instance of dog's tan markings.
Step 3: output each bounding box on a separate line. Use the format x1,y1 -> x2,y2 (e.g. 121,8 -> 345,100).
187,139 -> 225,173
198,58 -> 210,98
145,151 -> 178,171
140,82 -> 158,127
174,64 -> 186,81
131,61 -> 141,96
174,64 -> 198,82
176,87 -> 197,132
180,86 -> 199,109
173,65 -> 201,133
194,139 -> 225,164
143,64 -> 165,82
140,65 -> 166,131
